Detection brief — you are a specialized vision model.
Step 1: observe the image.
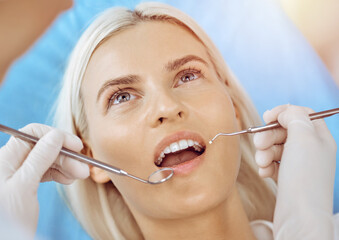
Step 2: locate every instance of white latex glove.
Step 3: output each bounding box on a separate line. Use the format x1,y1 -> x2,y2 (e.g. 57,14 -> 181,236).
0,123 -> 89,238
254,105 -> 337,239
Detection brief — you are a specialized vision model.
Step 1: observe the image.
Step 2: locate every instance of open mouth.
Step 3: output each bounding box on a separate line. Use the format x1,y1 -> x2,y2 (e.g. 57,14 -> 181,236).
155,139 -> 206,167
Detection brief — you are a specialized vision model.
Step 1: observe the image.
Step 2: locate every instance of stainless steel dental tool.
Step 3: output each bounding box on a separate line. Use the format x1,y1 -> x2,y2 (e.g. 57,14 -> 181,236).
0,124 -> 173,184
209,108 -> 339,144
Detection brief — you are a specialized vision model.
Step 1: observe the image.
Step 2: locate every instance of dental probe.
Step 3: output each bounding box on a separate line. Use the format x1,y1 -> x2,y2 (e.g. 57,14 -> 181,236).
209,107 -> 339,144
0,124 -> 173,184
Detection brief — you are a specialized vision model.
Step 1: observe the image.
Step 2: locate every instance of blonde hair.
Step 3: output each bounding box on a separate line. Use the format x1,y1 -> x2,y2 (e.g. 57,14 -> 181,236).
54,2 -> 276,239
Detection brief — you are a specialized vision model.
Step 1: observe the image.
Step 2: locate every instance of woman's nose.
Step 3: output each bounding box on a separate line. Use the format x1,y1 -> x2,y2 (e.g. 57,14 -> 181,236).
147,91 -> 187,128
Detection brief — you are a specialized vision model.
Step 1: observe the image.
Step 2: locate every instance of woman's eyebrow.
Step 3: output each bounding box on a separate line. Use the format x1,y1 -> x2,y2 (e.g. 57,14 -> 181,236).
97,74 -> 140,102
96,55 -> 207,102
164,55 -> 208,72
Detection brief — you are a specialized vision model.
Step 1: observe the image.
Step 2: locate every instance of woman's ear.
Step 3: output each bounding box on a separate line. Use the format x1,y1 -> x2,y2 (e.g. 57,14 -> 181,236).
82,140 -> 111,184
89,166 -> 111,183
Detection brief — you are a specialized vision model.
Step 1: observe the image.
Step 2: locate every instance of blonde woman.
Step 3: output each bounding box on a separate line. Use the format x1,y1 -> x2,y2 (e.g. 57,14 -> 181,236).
0,2 -> 337,239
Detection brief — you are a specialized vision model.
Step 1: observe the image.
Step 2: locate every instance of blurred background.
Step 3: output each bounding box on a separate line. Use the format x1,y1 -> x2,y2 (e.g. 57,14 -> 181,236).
0,0 -> 338,239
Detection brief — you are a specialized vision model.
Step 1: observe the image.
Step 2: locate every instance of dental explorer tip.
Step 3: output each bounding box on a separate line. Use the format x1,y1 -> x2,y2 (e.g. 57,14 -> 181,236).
209,140 -> 213,144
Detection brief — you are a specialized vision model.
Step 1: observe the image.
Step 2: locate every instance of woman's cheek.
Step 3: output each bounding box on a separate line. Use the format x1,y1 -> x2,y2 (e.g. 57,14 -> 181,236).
90,127 -> 130,164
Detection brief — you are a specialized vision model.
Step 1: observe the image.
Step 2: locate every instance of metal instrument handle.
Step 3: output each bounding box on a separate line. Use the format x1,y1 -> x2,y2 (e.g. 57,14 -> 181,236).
0,124 -> 174,184
248,108 -> 339,133
0,124 -> 125,175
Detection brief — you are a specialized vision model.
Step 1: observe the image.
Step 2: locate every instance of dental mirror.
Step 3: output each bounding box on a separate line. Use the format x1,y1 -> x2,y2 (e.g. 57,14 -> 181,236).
147,168 -> 174,184
0,123 -> 174,185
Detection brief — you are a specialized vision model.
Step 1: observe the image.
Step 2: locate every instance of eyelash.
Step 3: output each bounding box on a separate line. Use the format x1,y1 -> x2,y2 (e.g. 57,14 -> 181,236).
107,67 -> 204,109
176,67 -> 204,86
107,87 -> 133,109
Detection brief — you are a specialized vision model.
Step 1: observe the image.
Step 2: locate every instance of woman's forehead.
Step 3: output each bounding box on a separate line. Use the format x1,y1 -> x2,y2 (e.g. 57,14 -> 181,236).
85,21 -> 209,75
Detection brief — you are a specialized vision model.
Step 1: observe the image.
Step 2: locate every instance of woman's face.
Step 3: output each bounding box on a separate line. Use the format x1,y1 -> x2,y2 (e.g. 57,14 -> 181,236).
81,21 -> 242,220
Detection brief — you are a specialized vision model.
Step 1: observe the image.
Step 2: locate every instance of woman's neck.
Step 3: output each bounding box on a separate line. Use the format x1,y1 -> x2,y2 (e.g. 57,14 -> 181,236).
131,188 -> 256,240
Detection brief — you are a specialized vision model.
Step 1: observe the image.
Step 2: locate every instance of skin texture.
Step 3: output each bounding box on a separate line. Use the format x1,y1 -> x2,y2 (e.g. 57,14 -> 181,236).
81,22 -> 256,239
0,0 -> 72,83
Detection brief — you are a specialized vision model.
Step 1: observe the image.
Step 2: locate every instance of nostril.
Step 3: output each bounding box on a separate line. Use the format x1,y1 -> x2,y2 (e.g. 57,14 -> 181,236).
156,111 -> 184,125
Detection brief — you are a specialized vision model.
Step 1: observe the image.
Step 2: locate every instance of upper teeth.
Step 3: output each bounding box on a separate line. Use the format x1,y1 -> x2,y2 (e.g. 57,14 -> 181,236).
155,139 -> 203,166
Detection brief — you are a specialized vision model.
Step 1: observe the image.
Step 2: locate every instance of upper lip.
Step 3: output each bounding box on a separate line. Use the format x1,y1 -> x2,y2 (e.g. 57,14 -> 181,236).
154,131 -> 206,166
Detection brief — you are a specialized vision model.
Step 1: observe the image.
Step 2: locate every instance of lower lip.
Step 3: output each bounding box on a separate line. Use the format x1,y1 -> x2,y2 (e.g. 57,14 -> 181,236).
167,152 -> 205,176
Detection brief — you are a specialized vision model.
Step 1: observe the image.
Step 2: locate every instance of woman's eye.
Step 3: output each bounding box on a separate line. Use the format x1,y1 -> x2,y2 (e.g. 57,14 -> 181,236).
181,73 -> 198,83
114,92 -> 130,104
177,69 -> 202,86
109,91 -> 136,107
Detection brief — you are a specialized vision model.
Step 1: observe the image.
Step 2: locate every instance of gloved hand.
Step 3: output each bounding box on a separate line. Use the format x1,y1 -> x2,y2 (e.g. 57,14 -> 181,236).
0,123 -> 89,238
253,105 -> 337,239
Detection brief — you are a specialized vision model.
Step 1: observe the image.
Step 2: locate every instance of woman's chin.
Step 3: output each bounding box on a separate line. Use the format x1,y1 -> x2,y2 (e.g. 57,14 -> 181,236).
156,184 -> 229,219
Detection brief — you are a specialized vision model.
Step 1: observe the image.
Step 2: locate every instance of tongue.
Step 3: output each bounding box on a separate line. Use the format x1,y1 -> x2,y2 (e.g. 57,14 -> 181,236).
161,150 -> 200,167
